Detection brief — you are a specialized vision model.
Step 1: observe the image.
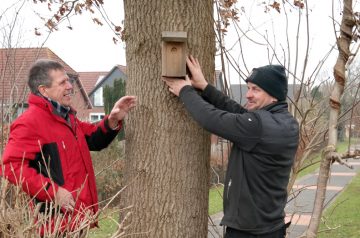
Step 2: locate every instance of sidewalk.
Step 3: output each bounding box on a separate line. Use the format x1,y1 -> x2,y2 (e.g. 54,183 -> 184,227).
208,158 -> 360,238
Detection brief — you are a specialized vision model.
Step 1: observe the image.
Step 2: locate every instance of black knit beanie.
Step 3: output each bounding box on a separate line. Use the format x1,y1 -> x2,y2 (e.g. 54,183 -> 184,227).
245,65 -> 288,101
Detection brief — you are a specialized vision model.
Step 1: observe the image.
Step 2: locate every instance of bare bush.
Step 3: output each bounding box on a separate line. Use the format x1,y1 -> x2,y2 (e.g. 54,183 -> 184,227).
0,169 -> 132,238
92,140 -> 125,207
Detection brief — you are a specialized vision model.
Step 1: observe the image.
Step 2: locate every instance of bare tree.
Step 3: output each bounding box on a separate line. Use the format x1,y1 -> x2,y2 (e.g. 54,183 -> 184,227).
306,0 -> 360,236
120,1 -> 214,237
212,1 -> 360,236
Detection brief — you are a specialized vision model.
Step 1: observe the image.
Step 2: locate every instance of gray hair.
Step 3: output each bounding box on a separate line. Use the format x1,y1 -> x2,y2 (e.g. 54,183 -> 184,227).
27,59 -> 65,94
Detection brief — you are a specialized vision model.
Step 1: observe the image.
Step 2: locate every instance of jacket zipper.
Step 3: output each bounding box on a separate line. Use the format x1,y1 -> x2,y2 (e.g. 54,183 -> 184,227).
227,178 -> 232,199
73,119 -> 78,140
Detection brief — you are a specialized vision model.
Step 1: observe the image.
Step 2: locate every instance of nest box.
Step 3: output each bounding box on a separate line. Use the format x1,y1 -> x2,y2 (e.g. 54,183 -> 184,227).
161,31 -> 187,78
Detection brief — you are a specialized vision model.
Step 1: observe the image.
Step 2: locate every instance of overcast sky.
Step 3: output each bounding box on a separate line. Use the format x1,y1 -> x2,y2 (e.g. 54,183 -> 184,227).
1,0 -> 359,82
220,0 -> 359,85
1,0 -> 125,72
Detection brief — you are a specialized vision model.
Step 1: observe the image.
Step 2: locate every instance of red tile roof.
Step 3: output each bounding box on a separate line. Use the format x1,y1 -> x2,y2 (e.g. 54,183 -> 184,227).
78,71 -> 108,94
116,65 -> 127,74
0,48 -> 91,111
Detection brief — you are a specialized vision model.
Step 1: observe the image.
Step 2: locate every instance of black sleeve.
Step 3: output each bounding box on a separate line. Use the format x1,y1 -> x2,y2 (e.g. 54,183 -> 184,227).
201,84 -> 247,114
179,86 -> 261,151
85,118 -> 119,151
28,142 -> 64,186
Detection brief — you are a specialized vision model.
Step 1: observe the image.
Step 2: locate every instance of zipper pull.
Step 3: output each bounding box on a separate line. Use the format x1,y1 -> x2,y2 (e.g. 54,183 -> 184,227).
227,179 -> 232,199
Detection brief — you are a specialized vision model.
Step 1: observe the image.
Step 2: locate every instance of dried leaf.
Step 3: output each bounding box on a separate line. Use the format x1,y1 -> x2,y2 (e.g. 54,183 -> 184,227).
54,14 -> 61,22
270,1 -> 281,13
34,28 -> 41,36
121,29 -> 126,41
92,18 -> 103,26
45,19 -> 57,31
59,6 -> 66,16
294,0 -> 304,9
264,6 -> 270,13
85,0 -> 93,8
115,26 -> 122,32
74,3 -> 82,14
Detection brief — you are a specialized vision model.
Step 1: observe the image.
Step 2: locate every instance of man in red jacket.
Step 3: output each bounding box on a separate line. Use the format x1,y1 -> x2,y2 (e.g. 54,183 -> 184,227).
1,59 -> 136,235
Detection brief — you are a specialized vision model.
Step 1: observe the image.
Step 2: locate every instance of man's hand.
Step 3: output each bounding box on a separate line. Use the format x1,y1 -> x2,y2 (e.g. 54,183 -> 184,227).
56,187 -> 75,211
163,76 -> 191,97
186,55 -> 208,91
108,96 -> 137,129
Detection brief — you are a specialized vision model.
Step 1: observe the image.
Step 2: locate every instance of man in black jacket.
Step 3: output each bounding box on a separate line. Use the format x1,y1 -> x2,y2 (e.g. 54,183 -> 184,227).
164,55 -> 299,238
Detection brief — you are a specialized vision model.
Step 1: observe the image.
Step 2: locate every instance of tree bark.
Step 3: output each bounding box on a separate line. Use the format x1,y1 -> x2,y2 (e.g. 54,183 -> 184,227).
121,1 -> 214,237
306,0 -> 355,237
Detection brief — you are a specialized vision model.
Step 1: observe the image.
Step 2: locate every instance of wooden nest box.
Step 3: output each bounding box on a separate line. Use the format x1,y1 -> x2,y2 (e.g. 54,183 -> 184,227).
161,31 -> 187,78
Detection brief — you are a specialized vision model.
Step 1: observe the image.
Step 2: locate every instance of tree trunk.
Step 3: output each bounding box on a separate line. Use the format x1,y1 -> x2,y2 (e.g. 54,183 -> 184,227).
121,1 -> 214,237
306,0 -> 355,237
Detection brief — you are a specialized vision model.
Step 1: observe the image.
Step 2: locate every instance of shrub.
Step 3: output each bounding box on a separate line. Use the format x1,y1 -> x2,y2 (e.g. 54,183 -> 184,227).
92,140 -> 125,208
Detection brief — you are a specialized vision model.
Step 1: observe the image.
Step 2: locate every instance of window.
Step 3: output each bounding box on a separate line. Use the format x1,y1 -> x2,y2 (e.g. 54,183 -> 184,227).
93,87 -> 103,106
89,113 -> 105,122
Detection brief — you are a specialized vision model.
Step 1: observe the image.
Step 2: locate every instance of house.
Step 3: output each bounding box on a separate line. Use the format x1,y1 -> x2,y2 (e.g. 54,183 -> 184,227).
83,65 -> 127,122
0,47 -> 92,121
229,84 -> 299,105
78,71 -> 108,122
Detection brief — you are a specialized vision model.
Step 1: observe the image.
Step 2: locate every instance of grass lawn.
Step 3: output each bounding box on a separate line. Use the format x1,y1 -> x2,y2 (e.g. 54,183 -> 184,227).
88,210 -> 120,238
317,171 -> 360,238
209,185 -> 224,215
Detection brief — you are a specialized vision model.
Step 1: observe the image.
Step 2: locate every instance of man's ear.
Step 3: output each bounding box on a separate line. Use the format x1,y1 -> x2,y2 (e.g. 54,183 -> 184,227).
38,85 -> 47,97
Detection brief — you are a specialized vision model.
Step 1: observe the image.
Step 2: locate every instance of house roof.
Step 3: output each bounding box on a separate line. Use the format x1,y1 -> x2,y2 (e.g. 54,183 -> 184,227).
88,64 -> 127,96
214,70 -> 300,104
116,65 -> 127,74
0,47 -> 91,108
78,71 -> 108,94
230,83 -> 300,104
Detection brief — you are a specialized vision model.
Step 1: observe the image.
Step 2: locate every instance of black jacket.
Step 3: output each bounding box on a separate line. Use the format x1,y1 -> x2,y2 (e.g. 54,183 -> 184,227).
179,84 -> 299,235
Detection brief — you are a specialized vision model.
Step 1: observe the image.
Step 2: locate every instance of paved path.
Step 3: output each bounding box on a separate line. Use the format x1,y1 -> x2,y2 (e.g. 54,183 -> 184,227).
207,158 -> 360,238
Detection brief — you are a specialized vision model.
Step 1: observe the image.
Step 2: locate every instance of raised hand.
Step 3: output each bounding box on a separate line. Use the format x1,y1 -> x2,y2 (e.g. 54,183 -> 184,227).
163,76 -> 192,97
108,96 -> 137,128
186,55 -> 208,91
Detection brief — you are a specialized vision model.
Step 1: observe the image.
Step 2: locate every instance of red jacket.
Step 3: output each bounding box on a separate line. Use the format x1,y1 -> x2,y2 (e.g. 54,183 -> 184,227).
1,94 -> 120,231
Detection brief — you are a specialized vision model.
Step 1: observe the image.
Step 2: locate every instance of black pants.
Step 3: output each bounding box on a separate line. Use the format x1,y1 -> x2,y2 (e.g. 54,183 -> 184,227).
225,226 -> 286,238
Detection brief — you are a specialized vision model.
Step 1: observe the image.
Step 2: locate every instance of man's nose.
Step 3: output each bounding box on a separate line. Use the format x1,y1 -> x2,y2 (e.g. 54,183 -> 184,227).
66,80 -> 73,89
246,90 -> 252,99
